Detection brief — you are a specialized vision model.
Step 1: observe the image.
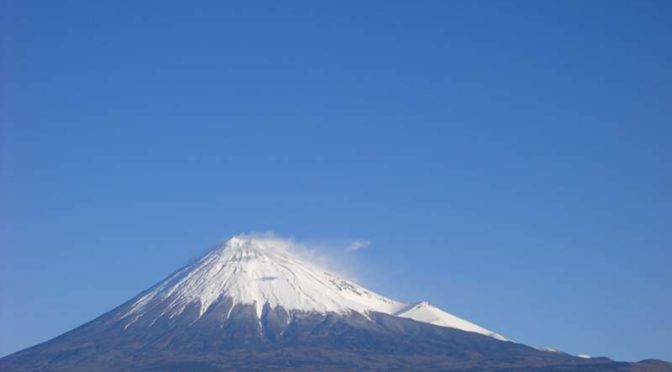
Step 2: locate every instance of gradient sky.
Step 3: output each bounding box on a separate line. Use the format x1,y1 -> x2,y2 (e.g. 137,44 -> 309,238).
1,0 -> 671,362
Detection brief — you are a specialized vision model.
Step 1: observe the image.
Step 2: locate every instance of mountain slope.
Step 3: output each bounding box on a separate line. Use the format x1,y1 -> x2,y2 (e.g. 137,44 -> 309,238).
0,302 -> 637,372
396,301 -> 507,341
1,235 -> 668,371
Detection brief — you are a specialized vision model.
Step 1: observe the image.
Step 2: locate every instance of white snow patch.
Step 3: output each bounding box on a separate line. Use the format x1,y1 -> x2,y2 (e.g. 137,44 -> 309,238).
395,301 -> 507,341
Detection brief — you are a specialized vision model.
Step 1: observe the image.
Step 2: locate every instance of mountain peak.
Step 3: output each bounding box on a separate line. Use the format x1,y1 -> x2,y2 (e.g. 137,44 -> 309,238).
122,235 -> 403,323
223,234 -> 292,254
118,235 -> 505,342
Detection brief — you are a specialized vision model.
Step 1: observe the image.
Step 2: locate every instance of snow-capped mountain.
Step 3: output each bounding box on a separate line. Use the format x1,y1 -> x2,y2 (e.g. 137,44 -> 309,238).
120,235 -> 500,340
1,235 -> 663,371
123,235 -> 404,322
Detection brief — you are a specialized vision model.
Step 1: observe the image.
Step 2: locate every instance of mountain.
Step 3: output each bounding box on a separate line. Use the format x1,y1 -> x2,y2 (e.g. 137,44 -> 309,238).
1,235 -> 669,371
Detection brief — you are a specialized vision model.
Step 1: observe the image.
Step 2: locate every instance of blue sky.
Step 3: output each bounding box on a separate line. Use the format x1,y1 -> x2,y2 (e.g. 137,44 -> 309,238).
1,0 -> 671,362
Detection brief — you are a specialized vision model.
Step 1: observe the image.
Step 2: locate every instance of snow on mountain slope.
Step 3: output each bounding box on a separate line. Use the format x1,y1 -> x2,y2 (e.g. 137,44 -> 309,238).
123,235 -> 404,321
396,301 -> 507,341
122,235 -> 505,341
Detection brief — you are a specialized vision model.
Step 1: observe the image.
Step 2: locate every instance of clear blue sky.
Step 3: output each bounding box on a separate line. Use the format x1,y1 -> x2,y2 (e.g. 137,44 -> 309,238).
1,0 -> 670,362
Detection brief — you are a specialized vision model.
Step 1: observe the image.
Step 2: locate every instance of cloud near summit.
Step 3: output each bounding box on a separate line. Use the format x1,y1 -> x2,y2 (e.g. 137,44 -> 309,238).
347,240 -> 371,252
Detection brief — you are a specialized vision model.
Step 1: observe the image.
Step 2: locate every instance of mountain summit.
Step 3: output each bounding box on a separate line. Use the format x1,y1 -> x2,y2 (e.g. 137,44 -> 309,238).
123,235 -> 403,322
0,235 -> 664,371
121,235 -> 502,340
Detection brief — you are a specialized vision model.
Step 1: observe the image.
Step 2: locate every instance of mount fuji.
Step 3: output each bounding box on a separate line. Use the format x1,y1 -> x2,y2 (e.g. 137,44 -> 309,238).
1,235 -> 668,371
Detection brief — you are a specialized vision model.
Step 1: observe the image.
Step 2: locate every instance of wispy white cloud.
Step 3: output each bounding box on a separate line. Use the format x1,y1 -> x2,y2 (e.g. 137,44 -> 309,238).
347,240 -> 371,252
